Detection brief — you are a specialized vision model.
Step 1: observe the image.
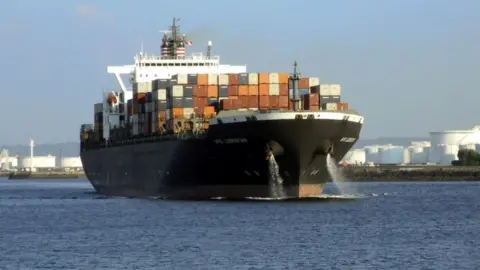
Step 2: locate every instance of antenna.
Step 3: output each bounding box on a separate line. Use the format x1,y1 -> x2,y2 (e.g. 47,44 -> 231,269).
289,61 -> 301,111
207,41 -> 212,58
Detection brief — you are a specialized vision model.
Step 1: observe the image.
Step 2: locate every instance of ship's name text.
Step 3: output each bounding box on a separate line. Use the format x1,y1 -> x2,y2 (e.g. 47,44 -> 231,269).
214,138 -> 248,144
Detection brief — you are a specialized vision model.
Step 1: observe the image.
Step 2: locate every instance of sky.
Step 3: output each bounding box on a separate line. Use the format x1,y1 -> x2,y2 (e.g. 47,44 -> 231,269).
0,0 -> 479,145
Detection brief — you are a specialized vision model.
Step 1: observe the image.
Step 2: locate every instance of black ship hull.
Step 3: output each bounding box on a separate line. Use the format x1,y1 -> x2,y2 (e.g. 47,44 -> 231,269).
81,111 -> 363,199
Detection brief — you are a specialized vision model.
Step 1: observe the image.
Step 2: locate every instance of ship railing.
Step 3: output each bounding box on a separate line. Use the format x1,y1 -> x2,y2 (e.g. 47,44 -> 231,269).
136,54 -> 220,62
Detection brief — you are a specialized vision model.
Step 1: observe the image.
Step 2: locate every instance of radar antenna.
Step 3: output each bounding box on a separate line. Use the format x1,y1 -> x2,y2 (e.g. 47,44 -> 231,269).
289,61 -> 301,111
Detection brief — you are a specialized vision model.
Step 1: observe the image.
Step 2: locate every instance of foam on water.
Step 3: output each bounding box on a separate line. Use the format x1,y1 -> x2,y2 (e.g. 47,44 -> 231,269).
326,153 -> 359,196
267,155 -> 286,198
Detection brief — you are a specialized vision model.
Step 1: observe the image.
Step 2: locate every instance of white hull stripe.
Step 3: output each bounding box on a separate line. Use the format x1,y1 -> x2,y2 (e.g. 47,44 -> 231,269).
209,111 -> 364,125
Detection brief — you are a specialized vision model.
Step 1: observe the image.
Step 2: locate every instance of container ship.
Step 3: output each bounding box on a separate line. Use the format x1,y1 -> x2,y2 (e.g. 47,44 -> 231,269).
79,18 -> 364,199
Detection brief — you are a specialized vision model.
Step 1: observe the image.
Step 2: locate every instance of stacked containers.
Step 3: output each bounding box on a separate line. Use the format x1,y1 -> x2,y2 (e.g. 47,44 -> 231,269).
311,84 -> 347,111
289,76 -> 320,111
151,78 -> 171,134
131,81 -> 152,135
219,72 -> 290,111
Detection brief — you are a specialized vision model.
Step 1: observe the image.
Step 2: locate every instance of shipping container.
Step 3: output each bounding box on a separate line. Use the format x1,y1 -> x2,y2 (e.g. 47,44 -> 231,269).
171,108 -> 184,118
322,103 -> 337,111
303,93 -> 319,108
183,108 -> 195,119
310,85 -> 320,94
133,82 -> 152,93
309,77 -> 320,87
172,73 -> 188,84
187,74 -> 198,84
259,84 -> 269,96
269,96 -> 280,109
269,73 -> 279,84
279,96 -> 289,108
279,84 -> 288,96
207,85 -> 218,97
171,97 -> 184,108
207,97 -> 219,107
232,98 -> 243,109
269,84 -> 280,96
135,93 -> 147,103
156,111 -> 167,121
218,74 -> 229,85
238,85 -> 248,96
259,96 -> 270,108
337,102 -> 349,111
184,97 -> 194,108
248,85 -> 259,96
155,100 -> 168,111
203,106 -> 216,118
228,74 -> 238,85
220,99 -> 234,110
197,74 -> 208,85
94,103 -> 103,114
218,85 -> 229,97
208,73 -> 218,85
319,84 -> 331,96
171,85 -> 184,97
299,78 -> 309,89
145,92 -> 153,103
194,97 -> 208,108
153,78 -> 170,90
183,86 -> 194,97
278,73 -> 289,84
153,89 -> 167,100
194,85 -> 208,97
309,105 -> 320,111
239,96 -> 249,108
193,107 -> 203,117
319,95 -> 341,105
247,96 -> 258,108
248,73 -> 259,85
238,73 -> 249,85
258,72 -> 269,84
228,85 -> 239,96
330,84 -> 341,96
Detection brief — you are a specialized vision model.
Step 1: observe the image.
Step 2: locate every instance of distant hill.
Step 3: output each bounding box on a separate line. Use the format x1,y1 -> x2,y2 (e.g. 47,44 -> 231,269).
1,137 -> 430,157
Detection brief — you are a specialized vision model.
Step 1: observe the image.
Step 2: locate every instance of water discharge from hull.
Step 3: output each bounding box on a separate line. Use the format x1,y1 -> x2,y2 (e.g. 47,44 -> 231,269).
267,155 -> 286,198
326,153 -> 357,196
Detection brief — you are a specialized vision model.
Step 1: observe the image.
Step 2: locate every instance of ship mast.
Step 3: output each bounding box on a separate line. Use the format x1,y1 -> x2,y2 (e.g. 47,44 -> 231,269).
290,61 -> 301,111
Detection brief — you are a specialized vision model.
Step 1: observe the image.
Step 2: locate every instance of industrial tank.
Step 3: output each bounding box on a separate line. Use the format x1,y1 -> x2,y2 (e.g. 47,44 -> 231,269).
18,155 -> 56,170
60,157 -> 83,169
409,147 -> 428,164
401,148 -> 411,164
364,145 -> 380,164
342,149 -> 366,165
430,126 -> 480,146
378,145 -> 404,164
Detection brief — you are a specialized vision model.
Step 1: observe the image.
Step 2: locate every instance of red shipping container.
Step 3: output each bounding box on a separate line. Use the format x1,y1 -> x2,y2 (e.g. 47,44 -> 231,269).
248,96 -> 259,108
194,85 -> 208,97
194,97 -> 208,107
269,96 -> 279,109
288,99 -> 294,110
303,93 -> 319,108
228,74 -> 238,85
232,98 -> 243,109
135,93 -> 147,103
310,85 -> 320,94
220,99 -> 234,110
194,107 -> 203,117
299,78 -> 309,89
279,96 -> 289,108
279,84 -> 288,96
259,96 -> 269,108
240,96 -> 249,108
228,85 -> 238,96
337,103 -> 349,110
309,105 -> 320,111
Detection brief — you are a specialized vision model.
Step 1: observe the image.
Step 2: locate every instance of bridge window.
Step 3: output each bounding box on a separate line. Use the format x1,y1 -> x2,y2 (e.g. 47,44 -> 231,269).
145,63 -> 151,66
199,63 -> 204,66
181,63 -> 186,66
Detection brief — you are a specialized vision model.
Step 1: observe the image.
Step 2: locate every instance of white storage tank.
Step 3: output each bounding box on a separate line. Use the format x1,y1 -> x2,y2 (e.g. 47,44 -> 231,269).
60,157 -> 83,169
430,126 -> 480,146
434,145 -> 460,165
401,148 -> 411,164
409,147 -> 428,164
18,155 -> 56,170
364,145 -> 380,164
379,145 -> 404,164
342,149 -> 366,165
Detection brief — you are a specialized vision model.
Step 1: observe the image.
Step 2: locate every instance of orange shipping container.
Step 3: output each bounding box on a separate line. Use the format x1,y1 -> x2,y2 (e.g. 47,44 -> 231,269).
194,85 -> 208,97
337,103 -> 349,110
220,99 -> 234,110
248,85 -> 258,96
259,96 -> 270,108
228,85 -> 238,96
135,93 -> 147,103
203,106 -> 216,117
279,84 -> 288,96
278,73 -> 289,84
207,85 -> 218,97
259,84 -> 269,96
238,85 -> 248,96
269,96 -> 280,109
299,78 -> 309,89
232,98 -> 243,109
197,74 -> 208,85
156,111 -> 167,121
194,97 -> 208,107
258,72 -> 270,84
172,108 -> 184,118
279,96 -> 289,108
228,74 -> 238,85
239,96 -> 249,108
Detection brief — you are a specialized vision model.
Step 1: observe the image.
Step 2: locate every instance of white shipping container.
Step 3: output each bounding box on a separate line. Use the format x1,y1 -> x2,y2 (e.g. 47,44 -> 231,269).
269,83 -> 280,95
154,89 -> 167,100
133,82 -> 152,93
174,73 -> 188,84
218,74 -> 229,85
319,84 -> 332,96
183,108 -> 195,119
330,84 -> 341,96
171,85 -> 184,97
309,77 -> 320,87
208,74 -> 218,85
325,103 -> 338,110
269,73 -> 279,84
248,73 -> 259,85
